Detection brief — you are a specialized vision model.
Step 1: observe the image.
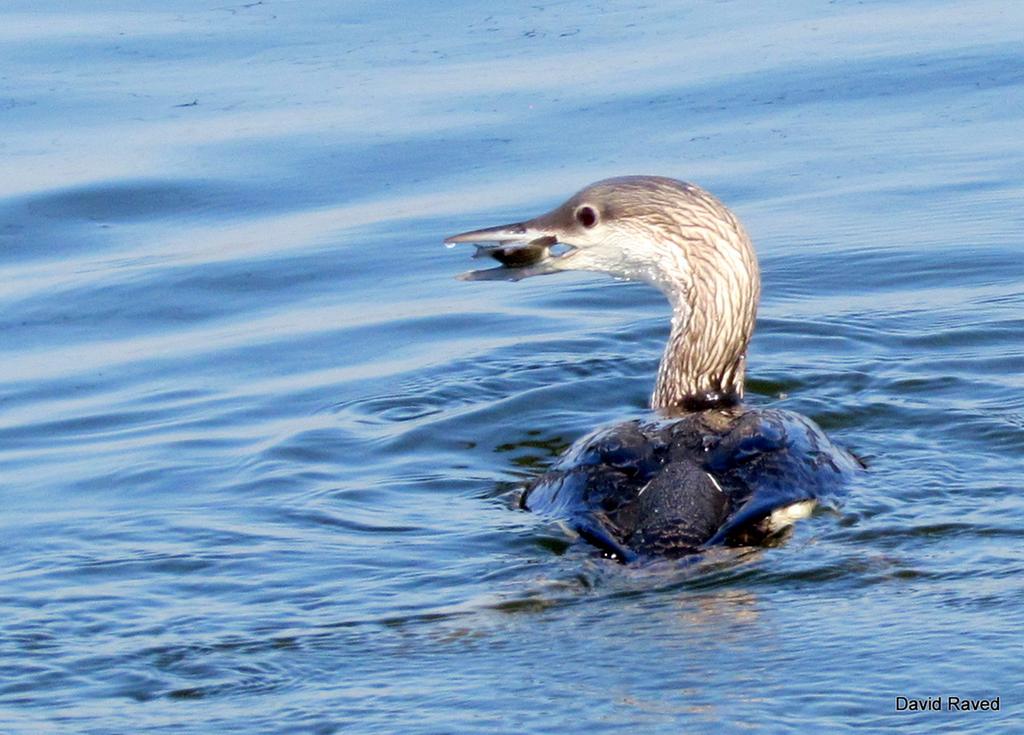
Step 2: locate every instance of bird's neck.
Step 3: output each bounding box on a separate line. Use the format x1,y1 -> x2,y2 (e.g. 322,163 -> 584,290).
651,306 -> 747,411
649,236 -> 760,412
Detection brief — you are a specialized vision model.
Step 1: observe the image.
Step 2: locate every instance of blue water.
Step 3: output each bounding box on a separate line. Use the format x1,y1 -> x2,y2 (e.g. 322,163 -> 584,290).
2,1 -> 1023,732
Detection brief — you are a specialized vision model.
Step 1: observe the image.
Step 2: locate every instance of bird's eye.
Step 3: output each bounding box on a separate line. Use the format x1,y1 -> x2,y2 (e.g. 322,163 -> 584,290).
575,205 -> 599,229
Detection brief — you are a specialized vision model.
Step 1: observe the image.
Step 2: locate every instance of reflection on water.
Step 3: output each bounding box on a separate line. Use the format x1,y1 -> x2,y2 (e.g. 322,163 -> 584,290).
1,0 -> 1023,732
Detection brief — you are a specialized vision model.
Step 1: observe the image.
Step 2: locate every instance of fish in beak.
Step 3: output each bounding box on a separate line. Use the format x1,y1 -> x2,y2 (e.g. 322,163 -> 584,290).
443,205 -> 581,281
444,226 -> 565,281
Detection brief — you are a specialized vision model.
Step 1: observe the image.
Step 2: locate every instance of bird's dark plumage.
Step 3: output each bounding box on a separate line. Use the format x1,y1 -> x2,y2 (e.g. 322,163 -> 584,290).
521,407 -> 861,562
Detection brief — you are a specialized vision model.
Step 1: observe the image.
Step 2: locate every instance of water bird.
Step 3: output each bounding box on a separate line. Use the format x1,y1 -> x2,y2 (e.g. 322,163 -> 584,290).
445,176 -> 860,562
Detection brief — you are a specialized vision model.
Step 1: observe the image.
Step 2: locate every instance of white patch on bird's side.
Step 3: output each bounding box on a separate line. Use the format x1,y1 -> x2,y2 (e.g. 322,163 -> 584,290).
765,500 -> 817,533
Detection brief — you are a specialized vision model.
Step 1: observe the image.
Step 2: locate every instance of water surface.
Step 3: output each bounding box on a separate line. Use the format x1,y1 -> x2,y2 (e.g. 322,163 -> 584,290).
2,1 -> 1023,732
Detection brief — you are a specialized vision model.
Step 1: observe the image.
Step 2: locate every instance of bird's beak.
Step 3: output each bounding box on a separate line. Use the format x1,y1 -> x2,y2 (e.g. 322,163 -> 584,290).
444,214 -> 571,282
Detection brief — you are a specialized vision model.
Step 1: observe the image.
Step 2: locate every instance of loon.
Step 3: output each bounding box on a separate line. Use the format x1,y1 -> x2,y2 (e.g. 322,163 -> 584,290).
445,176 -> 861,563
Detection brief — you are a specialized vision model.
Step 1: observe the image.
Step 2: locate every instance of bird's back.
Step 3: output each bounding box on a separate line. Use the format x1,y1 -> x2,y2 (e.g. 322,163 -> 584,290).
521,407 -> 861,562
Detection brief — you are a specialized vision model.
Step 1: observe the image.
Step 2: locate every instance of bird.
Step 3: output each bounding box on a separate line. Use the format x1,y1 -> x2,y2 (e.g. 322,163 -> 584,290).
445,176 -> 861,563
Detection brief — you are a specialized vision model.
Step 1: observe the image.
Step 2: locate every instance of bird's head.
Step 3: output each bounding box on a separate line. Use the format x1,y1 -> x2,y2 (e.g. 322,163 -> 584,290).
445,175 -> 761,410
